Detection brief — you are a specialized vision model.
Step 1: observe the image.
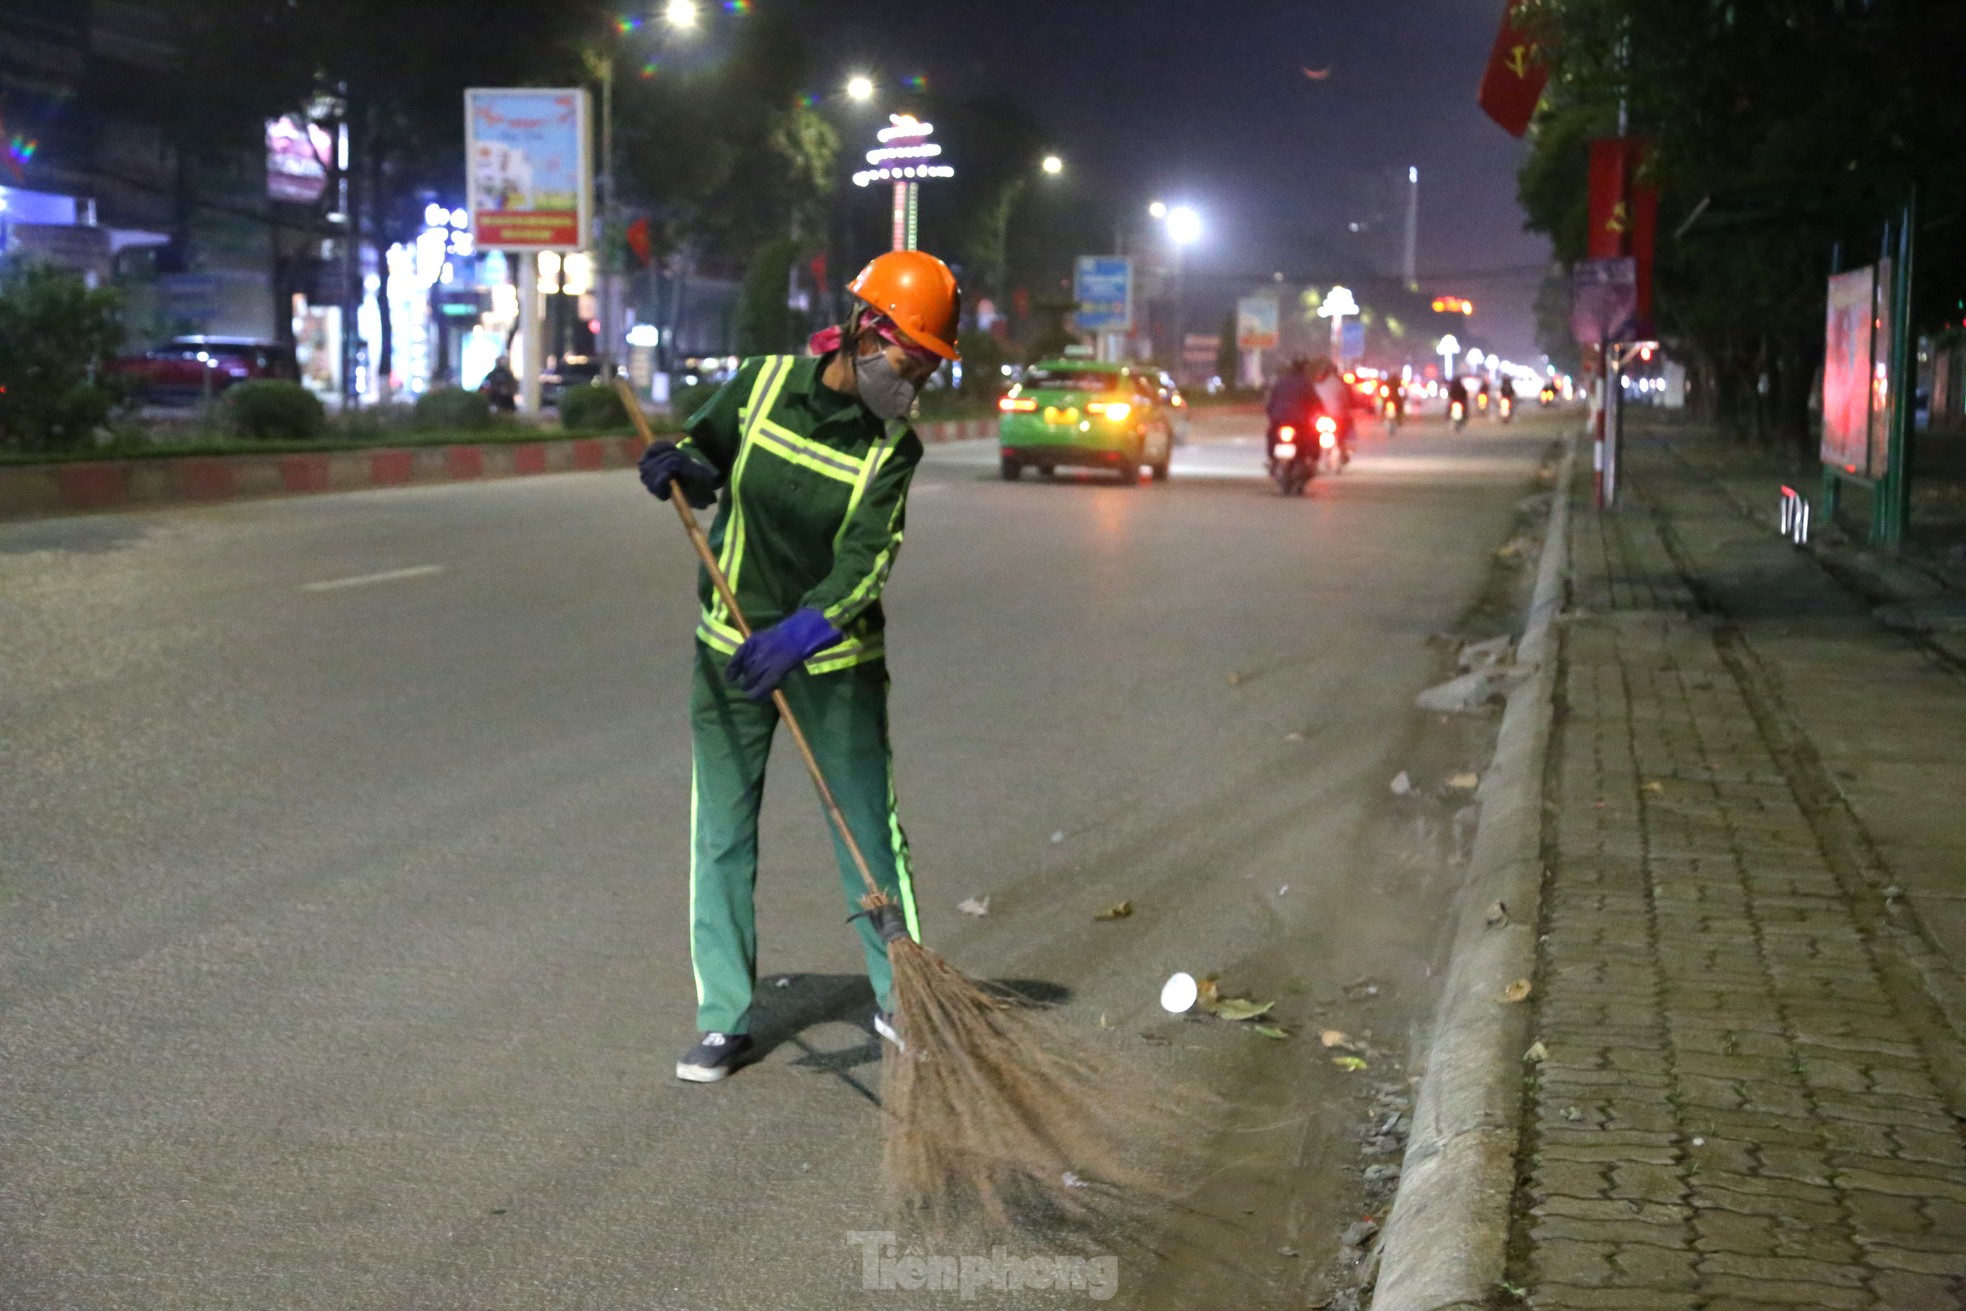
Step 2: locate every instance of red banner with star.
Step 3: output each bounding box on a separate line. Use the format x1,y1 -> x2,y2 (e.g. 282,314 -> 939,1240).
1477,0 -> 1548,137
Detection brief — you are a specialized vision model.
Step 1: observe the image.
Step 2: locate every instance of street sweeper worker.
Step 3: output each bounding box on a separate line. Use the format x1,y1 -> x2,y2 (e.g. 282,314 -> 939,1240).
637,249 -> 960,1083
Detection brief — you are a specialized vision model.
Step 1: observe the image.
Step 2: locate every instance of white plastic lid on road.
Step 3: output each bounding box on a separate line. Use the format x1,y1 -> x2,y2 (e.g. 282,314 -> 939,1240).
1160,971 -> 1199,1014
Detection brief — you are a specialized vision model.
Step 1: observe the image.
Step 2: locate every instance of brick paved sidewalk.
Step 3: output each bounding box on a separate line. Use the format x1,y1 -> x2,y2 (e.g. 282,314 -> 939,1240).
1508,440 -> 1966,1309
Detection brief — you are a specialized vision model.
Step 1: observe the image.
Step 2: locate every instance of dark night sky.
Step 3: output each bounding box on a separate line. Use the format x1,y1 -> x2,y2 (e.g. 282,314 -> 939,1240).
783,0 -> 1552,360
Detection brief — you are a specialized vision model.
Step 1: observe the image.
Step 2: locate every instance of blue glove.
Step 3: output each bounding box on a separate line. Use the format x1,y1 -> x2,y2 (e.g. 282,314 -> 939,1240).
639,441 -> 719,509
725,608 -> 843,701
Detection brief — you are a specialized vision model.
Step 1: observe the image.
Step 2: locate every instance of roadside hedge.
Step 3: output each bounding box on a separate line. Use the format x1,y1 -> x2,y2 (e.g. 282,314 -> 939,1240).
558,382 -> 629,431
226,380 -> 326,441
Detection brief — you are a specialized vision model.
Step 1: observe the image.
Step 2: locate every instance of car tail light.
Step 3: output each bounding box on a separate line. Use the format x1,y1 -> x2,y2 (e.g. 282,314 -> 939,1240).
1274,442 -> 1297,458
1315,415 -> 1337,435
1318,430 -> 1337,449
1278,425 -> 1296,440
1087,401 -> 1131,421
999,396 -> 1036,412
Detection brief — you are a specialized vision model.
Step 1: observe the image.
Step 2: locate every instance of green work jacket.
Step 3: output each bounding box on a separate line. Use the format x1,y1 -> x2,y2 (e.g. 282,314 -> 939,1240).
677,354 -> 922,674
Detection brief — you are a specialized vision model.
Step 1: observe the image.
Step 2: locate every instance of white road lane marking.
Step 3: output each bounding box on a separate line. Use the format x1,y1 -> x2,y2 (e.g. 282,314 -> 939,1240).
301,564 -> 447,593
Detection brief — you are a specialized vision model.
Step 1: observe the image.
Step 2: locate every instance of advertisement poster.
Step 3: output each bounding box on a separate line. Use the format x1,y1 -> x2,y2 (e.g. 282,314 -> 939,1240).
1570,257 -> 1636,347
265,115 -> 332,205
1236,296 -> 1280,350
465,88 -> 590,251
1869,258 -> 1896,479
1821,265 -> 1876,474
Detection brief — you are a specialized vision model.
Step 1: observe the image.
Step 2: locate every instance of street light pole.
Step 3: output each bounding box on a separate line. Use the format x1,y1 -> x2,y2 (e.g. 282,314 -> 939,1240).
599,53 -> 616,384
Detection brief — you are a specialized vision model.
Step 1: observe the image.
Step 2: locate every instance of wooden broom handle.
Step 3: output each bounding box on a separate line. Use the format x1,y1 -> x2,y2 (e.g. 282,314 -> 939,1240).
614,379 -> 885,902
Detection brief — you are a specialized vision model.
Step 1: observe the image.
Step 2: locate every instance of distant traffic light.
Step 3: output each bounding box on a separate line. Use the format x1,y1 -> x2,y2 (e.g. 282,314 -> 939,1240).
1431,296 -> 1476,315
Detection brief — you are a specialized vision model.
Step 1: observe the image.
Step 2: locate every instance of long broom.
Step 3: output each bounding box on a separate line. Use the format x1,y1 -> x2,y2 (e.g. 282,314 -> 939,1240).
617,380 -> 1177,1227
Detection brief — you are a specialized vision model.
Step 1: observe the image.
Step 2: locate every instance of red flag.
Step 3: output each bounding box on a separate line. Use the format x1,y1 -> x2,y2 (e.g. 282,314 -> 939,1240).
1586,139 -> 1632,260
1587,138 -> 1657,335
625,217 -> 653,267
1477,0 -> 1548,137
1630,176 -> 1658,336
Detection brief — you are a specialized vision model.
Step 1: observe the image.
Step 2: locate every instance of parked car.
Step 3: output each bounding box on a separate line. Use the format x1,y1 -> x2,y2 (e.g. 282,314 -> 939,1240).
112,337 -> 298,406
997,359 -> 1176,484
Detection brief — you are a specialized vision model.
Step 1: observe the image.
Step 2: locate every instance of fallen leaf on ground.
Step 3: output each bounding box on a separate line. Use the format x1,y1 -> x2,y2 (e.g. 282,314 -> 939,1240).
1213,997 -> 1275,1022
1641,780 -> 1665,794
1485,900 -> 1510,927
1251,1024 -> 1290,1040
1332,1055 -> 1369,1072
1524,1040 -> 1549,1062
1285,730 -> 1305,742
1227,671 -> 1244,686
1319,1028 -> 1357,1050
956,896 -> 990,916
1503,978 -> 1533,1003
1196,975 -> 1222,1011
1094,900 -> 1134,921
1446,771 -> 1480,790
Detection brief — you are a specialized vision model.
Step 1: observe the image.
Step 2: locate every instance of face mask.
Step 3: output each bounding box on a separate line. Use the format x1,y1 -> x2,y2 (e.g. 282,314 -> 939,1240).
855,347 -> 919,421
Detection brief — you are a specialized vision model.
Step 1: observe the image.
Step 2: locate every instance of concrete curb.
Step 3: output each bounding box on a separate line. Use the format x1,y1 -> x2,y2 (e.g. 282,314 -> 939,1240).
0,417 -> 1010,522
1370,432 -> 1575,1311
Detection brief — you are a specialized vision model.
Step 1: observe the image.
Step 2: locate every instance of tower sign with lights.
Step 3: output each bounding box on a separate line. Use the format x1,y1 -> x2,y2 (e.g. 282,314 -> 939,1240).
852,113 -> 954,252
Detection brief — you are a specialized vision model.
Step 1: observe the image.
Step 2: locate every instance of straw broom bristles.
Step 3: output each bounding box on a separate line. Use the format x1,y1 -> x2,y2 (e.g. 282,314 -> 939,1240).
875,905 -> 1190,1231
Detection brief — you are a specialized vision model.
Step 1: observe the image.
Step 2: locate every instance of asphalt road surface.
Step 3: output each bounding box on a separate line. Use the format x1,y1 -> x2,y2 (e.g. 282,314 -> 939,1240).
0,407 -> 1558,1309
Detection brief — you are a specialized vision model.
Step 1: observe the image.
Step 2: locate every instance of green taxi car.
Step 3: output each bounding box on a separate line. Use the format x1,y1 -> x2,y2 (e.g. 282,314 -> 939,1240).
996,360 -> 1175,484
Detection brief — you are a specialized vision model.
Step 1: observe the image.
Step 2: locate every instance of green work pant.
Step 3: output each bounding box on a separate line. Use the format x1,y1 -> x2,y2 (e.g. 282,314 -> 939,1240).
688,643 -> 921,1035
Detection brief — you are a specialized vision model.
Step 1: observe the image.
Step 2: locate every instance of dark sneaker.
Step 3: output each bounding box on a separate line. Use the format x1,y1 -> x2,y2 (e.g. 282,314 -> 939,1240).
676,1032 -> 753,1083
873,1009 -> 904,1050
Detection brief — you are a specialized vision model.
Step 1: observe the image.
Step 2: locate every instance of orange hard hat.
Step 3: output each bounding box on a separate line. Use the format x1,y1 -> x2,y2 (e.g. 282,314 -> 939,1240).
847,249 -> 962,361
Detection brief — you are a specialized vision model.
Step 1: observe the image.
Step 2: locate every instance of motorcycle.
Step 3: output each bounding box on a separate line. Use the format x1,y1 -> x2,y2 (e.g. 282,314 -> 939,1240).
1498,393 -> 1515,424
1270,422 -> 1311,496
1449,398 -> 1468,432
1539,384 -> 1557,407
1316,413 -> 1345,474
1379,385 -> 1401,436
1270,413 -> 1340,496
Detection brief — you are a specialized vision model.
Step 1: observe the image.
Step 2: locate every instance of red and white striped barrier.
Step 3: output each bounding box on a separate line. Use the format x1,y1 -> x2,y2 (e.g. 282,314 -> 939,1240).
0,435 -> 646,520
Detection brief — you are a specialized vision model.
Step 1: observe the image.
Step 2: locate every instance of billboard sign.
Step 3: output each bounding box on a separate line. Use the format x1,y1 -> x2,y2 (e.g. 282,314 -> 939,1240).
1236,295 -> 1279,350
466,88 -> 591,252
1340,320 -> 1365,359
266,115 -> 332,204
1074,256 -> 1131,331
1821,266 -> 1876,474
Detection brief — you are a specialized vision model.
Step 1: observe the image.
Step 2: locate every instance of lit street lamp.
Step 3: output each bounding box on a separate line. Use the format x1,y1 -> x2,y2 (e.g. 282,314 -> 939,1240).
1153,203 -> 1202,381
846,74 -> 874,103
1317,283 -> 1359,363
1164,204 -> 1201,246
598,2 -> 702,387
1437,333 -> 1460,384
1041,154 -> 1063,176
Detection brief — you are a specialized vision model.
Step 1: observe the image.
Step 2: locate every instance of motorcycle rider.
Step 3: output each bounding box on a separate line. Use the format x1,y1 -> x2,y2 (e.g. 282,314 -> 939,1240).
480,356 -> 518,412
1265,356 -> 1314,468
1377,375 -> 1406,429
1446,374 -> 1470,428
1310,357 -> 1353,465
